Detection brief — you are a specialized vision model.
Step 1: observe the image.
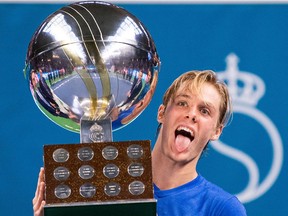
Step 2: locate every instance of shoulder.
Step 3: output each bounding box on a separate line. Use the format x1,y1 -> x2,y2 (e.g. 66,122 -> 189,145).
199,176 -> 247,216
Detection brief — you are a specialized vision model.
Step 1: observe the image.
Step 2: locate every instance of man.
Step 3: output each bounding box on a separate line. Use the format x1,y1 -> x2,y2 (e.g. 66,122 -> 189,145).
33,70 -> 246,216
30,70 -> 60,116
119,70 -> 144,109
152,70 -> 246,215
132,69 -> 152,106
120,69 -> 158,125
30,70 -> 79,122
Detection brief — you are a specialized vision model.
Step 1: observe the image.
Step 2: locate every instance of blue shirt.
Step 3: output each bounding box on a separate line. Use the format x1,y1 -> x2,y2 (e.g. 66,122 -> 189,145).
154,175 -> 247,216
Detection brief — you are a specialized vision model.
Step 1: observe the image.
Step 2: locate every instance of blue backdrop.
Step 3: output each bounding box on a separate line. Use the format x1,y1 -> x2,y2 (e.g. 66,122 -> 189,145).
0,2 -> 287,215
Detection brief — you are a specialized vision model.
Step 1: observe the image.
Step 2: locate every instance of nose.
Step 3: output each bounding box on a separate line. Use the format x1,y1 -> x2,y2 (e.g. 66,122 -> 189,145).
192,116 -> 196,122
186,115 -> 197,123
185,108 -> 197,123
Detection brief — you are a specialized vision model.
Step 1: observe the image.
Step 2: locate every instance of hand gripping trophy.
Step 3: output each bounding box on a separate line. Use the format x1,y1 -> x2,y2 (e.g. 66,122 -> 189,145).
24,1 -> 160,215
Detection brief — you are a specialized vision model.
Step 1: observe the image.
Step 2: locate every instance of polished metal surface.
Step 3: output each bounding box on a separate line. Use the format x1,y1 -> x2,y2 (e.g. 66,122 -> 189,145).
25,1 -> 160,132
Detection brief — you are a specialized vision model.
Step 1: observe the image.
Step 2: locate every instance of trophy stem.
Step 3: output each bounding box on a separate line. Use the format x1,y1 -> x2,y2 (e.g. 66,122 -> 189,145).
80,117 -> 113,143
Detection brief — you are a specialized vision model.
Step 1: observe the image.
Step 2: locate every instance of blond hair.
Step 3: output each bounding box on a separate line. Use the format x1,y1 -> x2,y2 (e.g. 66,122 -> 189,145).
162,70 -> 232,127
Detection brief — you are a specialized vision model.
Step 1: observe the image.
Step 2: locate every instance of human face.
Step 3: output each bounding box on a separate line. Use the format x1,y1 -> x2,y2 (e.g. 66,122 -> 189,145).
138,71 -> 143,79
31,72 -> 38,89
146,71 -> 152,82
157,83 -> 223,164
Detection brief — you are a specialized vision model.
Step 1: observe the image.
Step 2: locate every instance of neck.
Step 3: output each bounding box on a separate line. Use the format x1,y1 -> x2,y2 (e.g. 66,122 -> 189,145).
152,138 -> 199,190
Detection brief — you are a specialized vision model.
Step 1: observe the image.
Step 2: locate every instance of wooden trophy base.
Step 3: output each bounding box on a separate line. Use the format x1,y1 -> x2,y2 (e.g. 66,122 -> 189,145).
43,140 -> 155,216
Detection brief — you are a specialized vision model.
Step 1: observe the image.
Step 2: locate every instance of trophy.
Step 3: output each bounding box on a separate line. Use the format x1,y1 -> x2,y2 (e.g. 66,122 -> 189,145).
24,1 -> 160,215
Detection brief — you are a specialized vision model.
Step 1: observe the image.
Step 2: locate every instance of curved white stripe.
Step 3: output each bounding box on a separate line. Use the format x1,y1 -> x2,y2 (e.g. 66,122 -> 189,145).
211,104 -> 283,203
211,140 -> 259,202
235,105 -> 283,201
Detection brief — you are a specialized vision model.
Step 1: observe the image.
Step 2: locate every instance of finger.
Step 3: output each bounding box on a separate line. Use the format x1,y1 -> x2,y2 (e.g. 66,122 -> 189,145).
34,200 -> 46,216
33,181 -> 45,212
33,168 -> 43,202
33,168 -> 45,205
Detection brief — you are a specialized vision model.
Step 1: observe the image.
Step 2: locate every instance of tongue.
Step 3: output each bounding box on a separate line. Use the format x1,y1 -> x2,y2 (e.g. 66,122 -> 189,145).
175,135 -> 191,152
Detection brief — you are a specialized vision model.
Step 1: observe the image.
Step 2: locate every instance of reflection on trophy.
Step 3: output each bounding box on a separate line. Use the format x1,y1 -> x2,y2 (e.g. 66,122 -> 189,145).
24,1 -> 160,215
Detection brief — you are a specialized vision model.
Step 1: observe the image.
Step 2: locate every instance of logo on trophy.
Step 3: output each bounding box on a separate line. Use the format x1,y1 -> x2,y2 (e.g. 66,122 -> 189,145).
24,1 -> 160,215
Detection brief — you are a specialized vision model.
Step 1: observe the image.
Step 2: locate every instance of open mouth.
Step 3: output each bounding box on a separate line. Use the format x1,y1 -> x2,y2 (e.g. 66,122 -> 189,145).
175,127 -> 194,142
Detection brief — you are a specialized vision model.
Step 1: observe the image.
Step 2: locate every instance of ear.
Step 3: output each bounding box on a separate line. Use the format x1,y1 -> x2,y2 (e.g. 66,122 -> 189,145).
157,104 -> 165,123
210,125 -> 223,141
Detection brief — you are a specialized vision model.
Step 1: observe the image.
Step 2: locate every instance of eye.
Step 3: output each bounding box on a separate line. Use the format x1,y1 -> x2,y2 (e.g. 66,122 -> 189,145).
176,100 -> 188,107
200,107 -> 210,115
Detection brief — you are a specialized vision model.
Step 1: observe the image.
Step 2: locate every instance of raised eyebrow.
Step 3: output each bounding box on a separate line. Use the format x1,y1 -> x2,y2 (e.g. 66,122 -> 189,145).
174,94 -> 191,100
174,94 -> 217,111
202,101 -> 217,112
